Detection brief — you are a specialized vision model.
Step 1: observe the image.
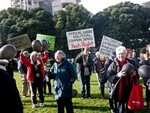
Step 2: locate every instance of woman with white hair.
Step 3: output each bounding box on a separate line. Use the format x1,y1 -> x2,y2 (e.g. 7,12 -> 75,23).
107,46 -> 138,113
47,50 -> 77,113
93,51 -> 106,99
20,49 -> 49,108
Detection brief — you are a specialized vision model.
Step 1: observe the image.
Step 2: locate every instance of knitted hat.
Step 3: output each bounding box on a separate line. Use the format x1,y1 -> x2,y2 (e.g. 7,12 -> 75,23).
84,47 -> 90,51
140,47 -> 146,54
23,51 -> 30,58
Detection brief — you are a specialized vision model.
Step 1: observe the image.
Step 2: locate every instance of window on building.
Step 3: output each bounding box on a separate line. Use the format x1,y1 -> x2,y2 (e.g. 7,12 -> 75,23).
53,0 -> 59,2
53,5 -> 61,11
28,0 -> 31,5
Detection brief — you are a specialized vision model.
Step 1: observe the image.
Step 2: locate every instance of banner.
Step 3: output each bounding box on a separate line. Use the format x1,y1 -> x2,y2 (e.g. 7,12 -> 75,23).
6,34 -> 31,51
99,35 -> 122,57
36,34 -> 55,51
66,28 -> 95,50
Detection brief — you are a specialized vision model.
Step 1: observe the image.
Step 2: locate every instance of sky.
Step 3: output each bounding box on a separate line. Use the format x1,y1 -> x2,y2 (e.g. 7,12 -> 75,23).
80,0 -> 149,14
0,0 -> 149,14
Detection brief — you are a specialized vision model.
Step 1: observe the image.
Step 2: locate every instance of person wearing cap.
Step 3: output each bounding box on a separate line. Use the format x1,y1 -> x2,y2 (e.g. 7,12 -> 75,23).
0,59 -> 23,113
20,49 -> 49,108
47,50 -> 77,113
18,51 -> 30,98
75,47 -> 94,99
107,46 -> 138,113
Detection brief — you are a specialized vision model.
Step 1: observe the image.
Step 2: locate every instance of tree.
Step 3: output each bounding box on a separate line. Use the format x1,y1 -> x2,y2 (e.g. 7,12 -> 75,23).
0,7 -> 55,47
53,4 -> 91,57
92,2 -> 149,50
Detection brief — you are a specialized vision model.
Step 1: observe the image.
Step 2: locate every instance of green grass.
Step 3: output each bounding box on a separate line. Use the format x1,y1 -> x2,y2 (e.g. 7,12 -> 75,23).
14,72 -> 150,113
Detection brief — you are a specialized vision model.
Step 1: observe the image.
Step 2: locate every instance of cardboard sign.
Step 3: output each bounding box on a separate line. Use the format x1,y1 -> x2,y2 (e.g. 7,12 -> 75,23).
99,35 -> 122,57
6,34 -> 31,51
36,34 -> 55,51
66,28 -> 95,50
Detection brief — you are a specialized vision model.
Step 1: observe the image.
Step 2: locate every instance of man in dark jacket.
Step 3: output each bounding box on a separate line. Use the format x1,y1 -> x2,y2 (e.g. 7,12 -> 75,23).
75,47 -> 94,99
18,51 -> 30,98
0,59 -> 23,113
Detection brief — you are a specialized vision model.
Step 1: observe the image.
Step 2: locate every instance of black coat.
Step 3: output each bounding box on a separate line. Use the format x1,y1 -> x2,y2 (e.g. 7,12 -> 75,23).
106,58 -> 138,100
0,68 -> 23,113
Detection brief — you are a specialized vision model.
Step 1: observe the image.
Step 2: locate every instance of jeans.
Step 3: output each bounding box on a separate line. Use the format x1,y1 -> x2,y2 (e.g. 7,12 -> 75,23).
57,97 -> 73,113
80,74 -> 91,97
96,73 -> 105,97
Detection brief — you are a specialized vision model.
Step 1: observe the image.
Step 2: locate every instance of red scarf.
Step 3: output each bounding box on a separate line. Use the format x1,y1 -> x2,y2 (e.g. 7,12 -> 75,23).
118,60 -> 128,100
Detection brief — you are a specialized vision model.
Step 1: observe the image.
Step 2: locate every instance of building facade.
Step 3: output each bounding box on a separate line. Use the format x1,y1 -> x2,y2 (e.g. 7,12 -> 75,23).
10,0 -> 81,15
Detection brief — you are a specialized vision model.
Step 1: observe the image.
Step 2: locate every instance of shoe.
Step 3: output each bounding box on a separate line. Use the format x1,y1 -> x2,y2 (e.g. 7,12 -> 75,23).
81,97 -> 85,99
110,109 -> 115,113
88,97 -> 92,99
102,96 -> 104,100
40,103 -> 45,107
22,96 -> 26,98
32,104 -> 36,108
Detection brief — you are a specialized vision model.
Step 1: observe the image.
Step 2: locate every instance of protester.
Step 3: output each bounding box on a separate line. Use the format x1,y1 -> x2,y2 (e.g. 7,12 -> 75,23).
0,59 -> 23,113
18,51 -> 31,98
126,48 -> 132,59
105,51 -> 116,113
93,51 -> 106,99
20,49 -> 49,108
71,58 -> 77,79
132,51 -> 140,70
75,47 -> 93,99
6,59 -> 15,77
48,50 -> 77,113
43,65 -> 51,95
107,46 -> 138,113
139,46 -> 150,108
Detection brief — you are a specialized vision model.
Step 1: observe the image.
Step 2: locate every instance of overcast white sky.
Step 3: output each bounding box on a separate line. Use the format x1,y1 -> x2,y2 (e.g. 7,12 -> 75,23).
0,0 -> 149,14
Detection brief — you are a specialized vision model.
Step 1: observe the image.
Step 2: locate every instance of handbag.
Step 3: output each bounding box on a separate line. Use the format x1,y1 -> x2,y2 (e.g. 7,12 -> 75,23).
98,67 -> 107,83
127,78 -> 144,110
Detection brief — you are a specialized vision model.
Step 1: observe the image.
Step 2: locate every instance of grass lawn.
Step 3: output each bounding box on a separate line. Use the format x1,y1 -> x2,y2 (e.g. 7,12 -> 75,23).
14,71 -> 150,113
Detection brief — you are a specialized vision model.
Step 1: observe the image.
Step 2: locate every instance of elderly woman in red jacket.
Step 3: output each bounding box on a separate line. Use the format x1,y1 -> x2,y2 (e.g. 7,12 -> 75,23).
20,49 -> 49,108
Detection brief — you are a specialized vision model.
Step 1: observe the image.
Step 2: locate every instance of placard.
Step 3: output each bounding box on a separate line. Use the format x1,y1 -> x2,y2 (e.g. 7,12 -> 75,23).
99,35 -> 122,57
66,28 -> 95,50
36,34 -> 55,51
6,34 -> 31,51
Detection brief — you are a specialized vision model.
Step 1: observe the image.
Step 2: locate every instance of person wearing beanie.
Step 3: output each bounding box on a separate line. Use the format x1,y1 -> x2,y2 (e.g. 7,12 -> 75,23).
20,49 -> 49,108
47,50 -> 77,113
18,51 -> 30,98
0,59 -> 23,113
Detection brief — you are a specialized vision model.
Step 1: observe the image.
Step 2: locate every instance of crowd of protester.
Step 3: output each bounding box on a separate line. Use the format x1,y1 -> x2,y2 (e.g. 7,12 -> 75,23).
3,43 -> 150,113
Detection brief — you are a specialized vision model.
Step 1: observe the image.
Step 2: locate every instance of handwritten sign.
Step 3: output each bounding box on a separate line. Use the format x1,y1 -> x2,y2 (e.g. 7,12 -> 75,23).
6,34 -> 31,51
66,28 -> 95,50
99,35 -> 122,57
36,34 -> 55,51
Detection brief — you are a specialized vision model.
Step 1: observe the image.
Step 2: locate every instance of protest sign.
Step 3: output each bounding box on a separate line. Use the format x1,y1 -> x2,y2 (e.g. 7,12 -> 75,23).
99,35 -> 122,57
66,28 -> 95,50
36,34 -> 55,51
6,34 -> 31,51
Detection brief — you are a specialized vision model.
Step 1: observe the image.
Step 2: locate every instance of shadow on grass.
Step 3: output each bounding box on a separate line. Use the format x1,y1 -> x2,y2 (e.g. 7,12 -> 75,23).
74,105 -> 111,112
